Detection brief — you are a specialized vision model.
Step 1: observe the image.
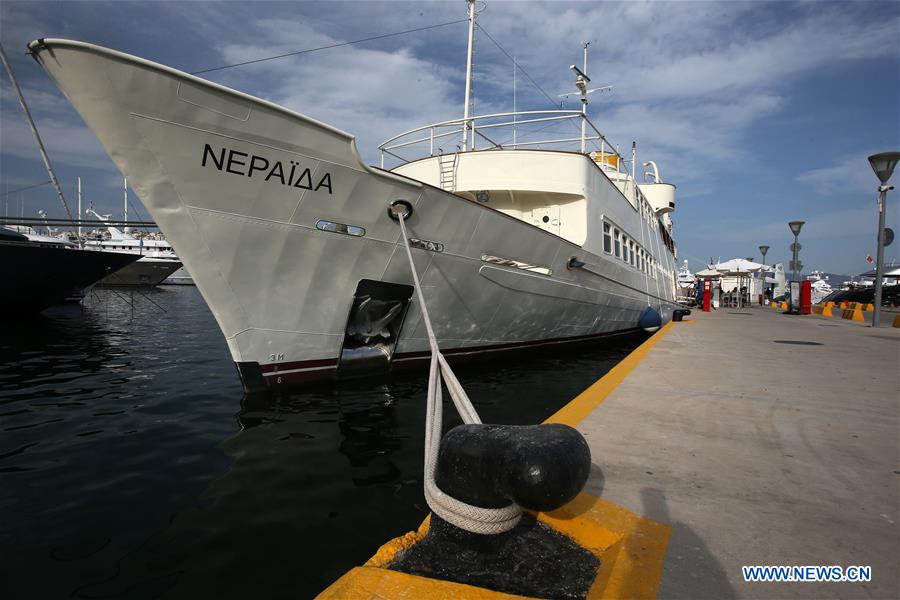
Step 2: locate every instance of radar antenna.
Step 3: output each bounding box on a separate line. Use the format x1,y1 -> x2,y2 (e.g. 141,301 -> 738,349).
555,42 -> 612,153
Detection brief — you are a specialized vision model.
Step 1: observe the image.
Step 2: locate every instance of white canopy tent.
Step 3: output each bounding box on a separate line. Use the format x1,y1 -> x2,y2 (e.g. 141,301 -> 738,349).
713,259 -> 772,308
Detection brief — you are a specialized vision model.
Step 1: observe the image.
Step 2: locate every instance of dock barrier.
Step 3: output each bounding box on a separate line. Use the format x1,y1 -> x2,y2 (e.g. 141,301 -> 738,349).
813,302 -> 835,317
841,306 -> 865,322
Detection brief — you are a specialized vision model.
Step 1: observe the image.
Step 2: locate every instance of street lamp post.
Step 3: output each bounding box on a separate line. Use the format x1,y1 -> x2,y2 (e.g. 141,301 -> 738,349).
759,245 -> 769,304
867,152 -> 900,328
788,221 -> 804,313
788,221 -> 804,282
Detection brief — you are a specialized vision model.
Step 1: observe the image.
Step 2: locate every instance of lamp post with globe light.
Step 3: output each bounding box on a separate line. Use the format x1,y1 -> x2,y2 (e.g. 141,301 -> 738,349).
867,152 -> 900,327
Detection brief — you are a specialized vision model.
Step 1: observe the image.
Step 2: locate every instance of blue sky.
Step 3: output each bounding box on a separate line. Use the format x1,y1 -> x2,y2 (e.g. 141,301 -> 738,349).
1,0 -> 898,276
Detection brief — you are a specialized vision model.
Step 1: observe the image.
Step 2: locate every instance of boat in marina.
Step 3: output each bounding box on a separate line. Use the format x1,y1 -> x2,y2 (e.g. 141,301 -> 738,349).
0,226 -> 140,314
82,219 -> 183,286
676,260 -> 694,290
159,265 -> 194,286
79,191 -> 184,286
805,270 -> 834,304
28,5 -> 681,391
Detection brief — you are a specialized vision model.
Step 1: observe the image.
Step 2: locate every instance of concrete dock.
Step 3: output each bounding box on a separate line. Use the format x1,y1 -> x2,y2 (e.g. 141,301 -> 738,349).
577,308 -> 900,598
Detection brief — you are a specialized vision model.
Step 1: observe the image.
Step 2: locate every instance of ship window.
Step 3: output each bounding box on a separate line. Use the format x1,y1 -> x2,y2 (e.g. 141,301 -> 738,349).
603,223 -> 611,253
614,229 -> 621,258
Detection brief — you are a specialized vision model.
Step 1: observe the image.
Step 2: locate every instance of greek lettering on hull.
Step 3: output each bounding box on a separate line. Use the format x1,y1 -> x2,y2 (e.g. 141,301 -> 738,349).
201,143 -> 333,194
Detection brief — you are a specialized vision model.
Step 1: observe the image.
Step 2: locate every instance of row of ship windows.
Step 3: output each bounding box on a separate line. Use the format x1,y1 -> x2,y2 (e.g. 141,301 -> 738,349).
602,222 -> 656,278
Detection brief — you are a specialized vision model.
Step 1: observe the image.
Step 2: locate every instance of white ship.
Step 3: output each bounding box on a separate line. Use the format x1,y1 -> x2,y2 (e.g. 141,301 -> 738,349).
28,7 -> 681,391
160,265 -> 194,286
806,270 -> 833,303
676,260 -> 694,289
82,209 -> 183,286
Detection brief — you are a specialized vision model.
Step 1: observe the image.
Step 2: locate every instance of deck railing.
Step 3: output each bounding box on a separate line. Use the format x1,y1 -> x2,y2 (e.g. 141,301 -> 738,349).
378,110 -> 631,176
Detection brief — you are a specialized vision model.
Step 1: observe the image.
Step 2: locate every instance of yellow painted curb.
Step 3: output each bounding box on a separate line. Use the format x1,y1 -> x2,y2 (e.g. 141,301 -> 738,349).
318,324 -> 678,600
545,321 -> 677,427
320,493 -> 671,600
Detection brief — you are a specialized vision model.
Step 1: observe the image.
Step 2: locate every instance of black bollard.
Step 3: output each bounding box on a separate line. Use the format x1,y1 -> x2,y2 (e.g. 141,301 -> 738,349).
390,423 -> 598,598
673,308 -> 692,321
435,423 -> 591,512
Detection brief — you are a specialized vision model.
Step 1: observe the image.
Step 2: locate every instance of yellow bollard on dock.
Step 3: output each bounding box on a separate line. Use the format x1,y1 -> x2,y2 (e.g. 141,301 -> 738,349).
893,314 -> 900,328
842,307 -> 865,322
863,303 -> 874,312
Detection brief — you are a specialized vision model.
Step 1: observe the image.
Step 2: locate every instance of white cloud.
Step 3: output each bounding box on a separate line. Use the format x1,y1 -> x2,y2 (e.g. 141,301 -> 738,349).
797,156 -> 881,196
214,19 -> 469,162
1,0 -> 897,272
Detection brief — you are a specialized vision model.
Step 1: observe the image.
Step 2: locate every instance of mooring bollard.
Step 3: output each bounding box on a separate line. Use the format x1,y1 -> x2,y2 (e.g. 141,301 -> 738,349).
435,423 -> 591,512
390,423 -> 597,598
673,308 -> 691,321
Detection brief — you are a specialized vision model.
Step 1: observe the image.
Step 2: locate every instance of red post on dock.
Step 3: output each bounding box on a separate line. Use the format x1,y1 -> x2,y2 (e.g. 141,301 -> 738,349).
703,278 -> 712,312
800,280 -> 812,314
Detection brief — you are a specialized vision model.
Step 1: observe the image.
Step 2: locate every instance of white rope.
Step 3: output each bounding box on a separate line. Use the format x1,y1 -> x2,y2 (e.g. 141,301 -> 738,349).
397,212 -> 522,534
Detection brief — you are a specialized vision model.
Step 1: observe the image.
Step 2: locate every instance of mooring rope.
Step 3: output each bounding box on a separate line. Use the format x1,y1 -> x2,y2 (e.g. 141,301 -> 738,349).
396,212 -> 522,534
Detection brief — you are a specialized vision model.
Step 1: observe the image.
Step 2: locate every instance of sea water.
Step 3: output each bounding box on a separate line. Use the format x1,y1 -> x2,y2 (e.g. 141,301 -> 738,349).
0,287 -> 641,598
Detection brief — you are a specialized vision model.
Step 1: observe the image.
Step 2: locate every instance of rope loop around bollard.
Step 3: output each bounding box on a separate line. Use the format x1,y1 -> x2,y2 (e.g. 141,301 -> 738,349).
394,207 -> 522,534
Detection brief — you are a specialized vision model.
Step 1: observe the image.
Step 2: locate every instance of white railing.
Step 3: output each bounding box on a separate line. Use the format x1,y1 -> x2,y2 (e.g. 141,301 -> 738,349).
377,110 -> 630,176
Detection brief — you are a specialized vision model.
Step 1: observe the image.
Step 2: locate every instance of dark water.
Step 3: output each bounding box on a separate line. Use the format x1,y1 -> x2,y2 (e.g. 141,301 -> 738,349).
0,287 -> 643,599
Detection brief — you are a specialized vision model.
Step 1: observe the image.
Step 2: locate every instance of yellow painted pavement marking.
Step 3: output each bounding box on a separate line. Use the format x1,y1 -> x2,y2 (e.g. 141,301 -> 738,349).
545,321 -> 676,427
319,321 -> 682,599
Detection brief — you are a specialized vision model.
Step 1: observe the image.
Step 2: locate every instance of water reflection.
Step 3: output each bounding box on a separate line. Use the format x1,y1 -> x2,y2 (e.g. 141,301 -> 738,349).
1,287 -> 644,599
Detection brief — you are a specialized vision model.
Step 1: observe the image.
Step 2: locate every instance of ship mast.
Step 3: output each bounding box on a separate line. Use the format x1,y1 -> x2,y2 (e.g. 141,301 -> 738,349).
580,42 -> 589,154
462,0 -> 476,151
0,44 -> 75,224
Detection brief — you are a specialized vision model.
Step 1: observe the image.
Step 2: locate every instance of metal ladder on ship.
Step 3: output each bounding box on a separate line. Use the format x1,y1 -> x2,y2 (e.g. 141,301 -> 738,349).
438,151 -> 459,192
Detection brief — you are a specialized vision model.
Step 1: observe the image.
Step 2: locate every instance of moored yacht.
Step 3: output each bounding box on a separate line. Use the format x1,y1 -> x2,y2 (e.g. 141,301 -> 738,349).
0,226 -> 139,314
82,209 -> 183,286
28,5 -> 681,390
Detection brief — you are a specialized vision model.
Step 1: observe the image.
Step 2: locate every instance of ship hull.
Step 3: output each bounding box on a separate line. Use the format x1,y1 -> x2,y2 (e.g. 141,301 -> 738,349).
30,39 -> 677,391
97,256 -> 183,286
160,266 -> 195,285
0,240 -> 140,314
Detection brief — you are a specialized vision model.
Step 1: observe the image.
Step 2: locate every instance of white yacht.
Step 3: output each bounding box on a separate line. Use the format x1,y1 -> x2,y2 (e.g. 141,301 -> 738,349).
160,265 -> 194,286
28,5 -> 681,391
82,209 -> 183,286
806,270 -> 833,303
676,260 -> 694,289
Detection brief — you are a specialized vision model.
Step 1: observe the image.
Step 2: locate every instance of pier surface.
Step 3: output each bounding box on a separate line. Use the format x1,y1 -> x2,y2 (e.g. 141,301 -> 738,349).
578,308 -> 899,598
